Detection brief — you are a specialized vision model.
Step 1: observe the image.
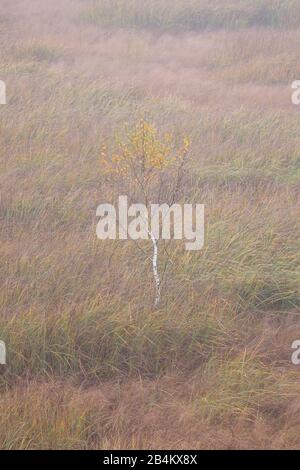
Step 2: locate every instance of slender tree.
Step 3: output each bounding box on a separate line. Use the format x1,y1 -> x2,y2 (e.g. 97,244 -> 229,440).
100,119 -> 190,308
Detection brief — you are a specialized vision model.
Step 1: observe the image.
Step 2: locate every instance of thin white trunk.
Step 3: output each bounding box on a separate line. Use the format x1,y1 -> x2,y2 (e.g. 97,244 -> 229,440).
148,230 -> 161,308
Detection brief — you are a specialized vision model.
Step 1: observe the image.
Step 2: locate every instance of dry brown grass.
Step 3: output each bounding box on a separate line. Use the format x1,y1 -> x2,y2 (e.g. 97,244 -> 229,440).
1,0 -> 300,449
2,368 -> 300,450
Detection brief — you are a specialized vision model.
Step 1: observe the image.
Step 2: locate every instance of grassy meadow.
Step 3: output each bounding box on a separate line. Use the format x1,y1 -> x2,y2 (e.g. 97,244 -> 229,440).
1,0 -> 300,449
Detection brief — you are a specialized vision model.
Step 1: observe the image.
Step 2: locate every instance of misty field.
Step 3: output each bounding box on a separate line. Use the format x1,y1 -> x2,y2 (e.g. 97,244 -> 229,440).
1,0 -> 300,449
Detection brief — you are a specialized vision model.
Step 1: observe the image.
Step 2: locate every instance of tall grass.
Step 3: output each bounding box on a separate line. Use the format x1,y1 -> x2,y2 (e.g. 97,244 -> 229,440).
1,0 -> 300,449
0,305 -> 238,386
81,0 -> 300,31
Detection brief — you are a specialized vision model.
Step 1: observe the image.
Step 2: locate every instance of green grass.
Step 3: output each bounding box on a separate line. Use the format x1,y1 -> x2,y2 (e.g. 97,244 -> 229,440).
16,43 -> 63,63
0,306 -> 237,386
189,354 -> 293,423
2,0 -> 300,449
81,0 -> 300,31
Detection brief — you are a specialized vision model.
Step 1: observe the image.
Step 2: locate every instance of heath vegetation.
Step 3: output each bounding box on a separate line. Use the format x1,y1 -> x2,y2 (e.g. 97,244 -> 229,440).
1,0 -> 300,449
